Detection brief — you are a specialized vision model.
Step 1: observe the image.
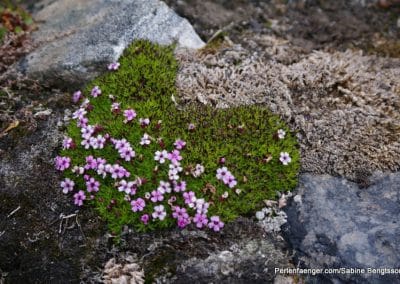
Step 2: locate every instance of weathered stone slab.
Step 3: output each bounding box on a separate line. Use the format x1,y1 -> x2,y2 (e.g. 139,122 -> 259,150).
284,173 -> 400,283
14,0 -> 204,88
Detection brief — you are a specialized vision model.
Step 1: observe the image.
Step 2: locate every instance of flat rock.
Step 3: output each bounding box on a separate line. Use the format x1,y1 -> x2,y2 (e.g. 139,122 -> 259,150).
283,173 -> 400,283
13,0 -> 204,89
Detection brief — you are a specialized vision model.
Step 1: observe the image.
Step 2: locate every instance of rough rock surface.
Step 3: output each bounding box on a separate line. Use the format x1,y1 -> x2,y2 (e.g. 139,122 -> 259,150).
12,0 -> 204,89
283,173 -> 400,284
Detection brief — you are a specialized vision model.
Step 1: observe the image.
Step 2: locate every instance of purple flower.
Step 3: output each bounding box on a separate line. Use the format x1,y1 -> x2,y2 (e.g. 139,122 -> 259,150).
150,190 -> 164,202
85,155 -> 97,170
183,191 -> 196,208
208,216 -> 224,232
119,146 -> 135,162
177,217 -> 190,229
91,86 -> 101,97
174,139 -> 186,150
277,129 -> 286,139
55,156 -> 71,171
139,118 -> 150,128
141,214 -> 150,224
77,117 -> 88,128
172,206 -> 189,220
123,109 -> 137,123
107,62 -> 120,71
152,205 -> 166,220
113,138 -> 129,151
72,90 -> 82,103
131,198 -> 146,212
193,213 -> 208,228
188,123 -> 195,131
111,102 -> 120,113
118,180 -> 136,195
167,150 -> 182,165
140,133 -> 151,146
72,108 -> 87,120
173,181 -> 186,192
223,174 -> 237,189
154,150 -> 168,164
86,177 -> 100,192
74,190 -> 86,206
279,152 -> 291,165
81,125 -> 95,140
195,198 -> 209,214
157,181 -> 171,194
216,167 -> 229,180
62,137 -> 74,150
192,164 -> 204,178
110,164 -> 130,179
60,178 -> 74,194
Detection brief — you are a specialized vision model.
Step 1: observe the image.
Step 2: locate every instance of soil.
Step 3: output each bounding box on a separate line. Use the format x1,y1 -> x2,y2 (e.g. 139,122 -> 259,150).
1,0 -> 399,283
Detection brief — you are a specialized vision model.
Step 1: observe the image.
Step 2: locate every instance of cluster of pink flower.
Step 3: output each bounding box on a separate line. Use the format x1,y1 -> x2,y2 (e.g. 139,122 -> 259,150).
55,63 -> 225,232
216,167 -> 237,188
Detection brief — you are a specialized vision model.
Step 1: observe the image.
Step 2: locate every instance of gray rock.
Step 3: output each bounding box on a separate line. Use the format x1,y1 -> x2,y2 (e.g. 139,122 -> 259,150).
283,173 -> 400,284
14,0 -> 204,89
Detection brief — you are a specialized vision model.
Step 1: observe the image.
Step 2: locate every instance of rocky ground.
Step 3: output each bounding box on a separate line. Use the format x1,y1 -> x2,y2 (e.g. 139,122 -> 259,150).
1,0 -> 400,283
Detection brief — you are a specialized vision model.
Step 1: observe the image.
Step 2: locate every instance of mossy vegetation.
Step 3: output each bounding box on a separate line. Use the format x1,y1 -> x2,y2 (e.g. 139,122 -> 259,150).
61,40 -> 300,234
0,0 -> 33,43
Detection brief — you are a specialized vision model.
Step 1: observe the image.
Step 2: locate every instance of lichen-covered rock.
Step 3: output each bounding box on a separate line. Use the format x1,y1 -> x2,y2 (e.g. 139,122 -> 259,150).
12,0 -> 204,89
283,173 -> 400,283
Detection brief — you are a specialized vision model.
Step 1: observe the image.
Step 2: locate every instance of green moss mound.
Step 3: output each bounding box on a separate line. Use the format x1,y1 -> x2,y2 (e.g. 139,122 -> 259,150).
61,40 -> 300,234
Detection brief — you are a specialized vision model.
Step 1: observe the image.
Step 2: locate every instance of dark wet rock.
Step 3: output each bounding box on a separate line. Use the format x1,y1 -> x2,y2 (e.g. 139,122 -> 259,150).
11,0 -> 204,89
283,173 -> 400,284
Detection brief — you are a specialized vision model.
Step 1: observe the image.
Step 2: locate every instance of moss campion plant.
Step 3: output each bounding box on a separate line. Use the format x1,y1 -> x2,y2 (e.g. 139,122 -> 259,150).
56,40 -> 300,234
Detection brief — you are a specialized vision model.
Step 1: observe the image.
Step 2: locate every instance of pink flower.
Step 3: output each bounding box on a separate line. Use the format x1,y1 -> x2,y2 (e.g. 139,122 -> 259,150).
107,62 -> 120,70
141,214 -> 150,224
110,164 -> 130,179
140,133 -> 151,146
183,191 -> 196,207
111,102 -> 120,113
74,190 -> 86,206
195,198 -> 209,214
62,137 -> 74,149
91,86 -> 101,97
72,90 -> 82,103
208,216 -> 224,232
123,109 -> 137,123
131,198 -> 146,212
279,152 -> 291,165
139,118 -> 150,128
154,150 -> 168,164
118,180 -> 136,195
172,206 -> 189,220
193,213 -> 208,228
167,150 -> 182,165
55,156 -> 71,171
150,190 -> 164,202
86,177 -> 100,192
216,167 -> 229,180
119,146 -> 135,161
174,139 -> 186,150
173,181 -> 186,192
152,205 -> 166,220
188,123 -> 195,131
177,217 -> 190,229
157,181 -> 171,194
223,174 -> 237,189
60,178 -> 74,194
72,108 -> 87,120
85,155 -> 97,170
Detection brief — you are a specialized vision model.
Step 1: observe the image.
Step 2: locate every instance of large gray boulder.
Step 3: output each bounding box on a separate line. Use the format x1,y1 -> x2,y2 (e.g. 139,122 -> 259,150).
284,173 -> 400,283
14,0 -> 205,89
